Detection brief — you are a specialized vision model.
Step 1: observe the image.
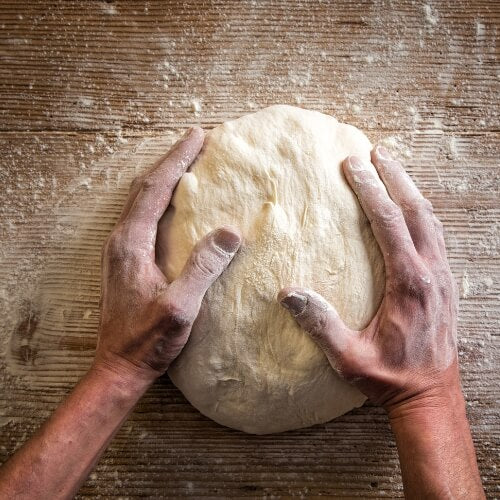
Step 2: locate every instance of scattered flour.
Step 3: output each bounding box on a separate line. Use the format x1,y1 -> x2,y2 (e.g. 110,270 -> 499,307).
288,67 -> 312,87
460,270 -> 496,299
476,21 -> 486,38
461,271 -> 471,299
78,96 -> 94,108
379,136 -> 412,159
100,2 -> 117,15
0,0 -> 498,492
448,136 -> 458,158
423,4 -> 439,26
190,99 -> 202,116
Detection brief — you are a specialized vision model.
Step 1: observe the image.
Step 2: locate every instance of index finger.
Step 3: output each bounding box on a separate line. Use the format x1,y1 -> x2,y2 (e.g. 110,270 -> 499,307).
342,156 -> 418,268
121,126 -> 204,253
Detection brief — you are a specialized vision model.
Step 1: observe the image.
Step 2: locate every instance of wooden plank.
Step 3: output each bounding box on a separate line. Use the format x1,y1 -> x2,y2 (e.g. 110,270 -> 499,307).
1,129 -> 498,497
0,1 -> 499,133
0,0 -> 498,498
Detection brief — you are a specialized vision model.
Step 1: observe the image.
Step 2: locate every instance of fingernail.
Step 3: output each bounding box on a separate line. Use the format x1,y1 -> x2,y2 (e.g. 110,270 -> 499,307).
280,292 -> 308,316
214,229 -> 241,254
376,145 -> 392,160
348,156 -> 370,171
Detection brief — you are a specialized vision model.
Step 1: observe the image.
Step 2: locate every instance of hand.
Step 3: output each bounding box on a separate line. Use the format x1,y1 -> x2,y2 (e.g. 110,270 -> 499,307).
278,146 -> 459,410
95,127 -> 242,384
0,127 -> 242,500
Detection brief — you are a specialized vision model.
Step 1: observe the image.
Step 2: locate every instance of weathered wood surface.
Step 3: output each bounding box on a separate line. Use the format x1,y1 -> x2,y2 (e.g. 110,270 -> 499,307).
0,1 -> 498,498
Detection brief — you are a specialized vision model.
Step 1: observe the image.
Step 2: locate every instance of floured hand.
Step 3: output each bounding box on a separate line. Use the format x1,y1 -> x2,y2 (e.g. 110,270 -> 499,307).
95,127 -> 242,383
279,146 -> 459,411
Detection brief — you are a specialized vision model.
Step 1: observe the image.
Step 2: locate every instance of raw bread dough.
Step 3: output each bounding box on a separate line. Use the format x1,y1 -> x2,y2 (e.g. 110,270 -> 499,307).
159,105 -> 385,434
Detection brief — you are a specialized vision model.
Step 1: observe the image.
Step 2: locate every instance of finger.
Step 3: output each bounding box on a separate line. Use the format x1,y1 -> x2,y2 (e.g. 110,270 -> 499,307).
342,156 -> 417,268
117,128 -> 202,224
121,126 -> 205,252
278,287 -> 356,367
371,146 -> 439,257
169,226 -> 242,308
433,215 -> 447,259
116,175 -> 146,224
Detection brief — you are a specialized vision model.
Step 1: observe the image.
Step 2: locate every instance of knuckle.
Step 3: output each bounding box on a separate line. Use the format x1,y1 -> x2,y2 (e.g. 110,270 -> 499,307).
418,197 -> 434,214
401,197 -> 433,218
433,269 -> 453,299
130,174 -> 156,194
392,261 -> 456,310
164,300 -> 192,330
104,230 -> 123,257
434,216 -> 444,234
140,176 -> 156,193
376,203 -> 405,228
393,263 -> 428,297
129,175 -> 143,192
104,227 -> 141,266
191,251 -> 219,278
439,284 -> 451,302
302,311 -> 330,340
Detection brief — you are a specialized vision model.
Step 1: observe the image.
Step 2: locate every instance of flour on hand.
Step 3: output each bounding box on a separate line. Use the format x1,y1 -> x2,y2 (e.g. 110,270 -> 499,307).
158,105 -> 385,434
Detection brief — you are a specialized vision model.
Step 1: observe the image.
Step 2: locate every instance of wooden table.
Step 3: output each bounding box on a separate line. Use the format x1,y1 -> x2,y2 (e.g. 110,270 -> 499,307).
1,1 -> 498,497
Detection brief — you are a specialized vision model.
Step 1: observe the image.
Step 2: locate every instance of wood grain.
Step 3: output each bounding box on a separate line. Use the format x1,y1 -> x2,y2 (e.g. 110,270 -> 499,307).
0,1 -> 498,498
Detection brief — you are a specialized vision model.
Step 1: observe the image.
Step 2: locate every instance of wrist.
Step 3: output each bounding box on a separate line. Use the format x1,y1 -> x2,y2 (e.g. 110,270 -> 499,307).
384,361 -> 465,421
385,364 -> 468,435
388,384 -> 484,499
90,356 -> 155,403
387,383 -> 466,423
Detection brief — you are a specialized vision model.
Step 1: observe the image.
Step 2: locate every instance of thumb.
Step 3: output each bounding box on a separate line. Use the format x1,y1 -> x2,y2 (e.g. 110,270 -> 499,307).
171,226 -> 242,303
278,287 -> 354,364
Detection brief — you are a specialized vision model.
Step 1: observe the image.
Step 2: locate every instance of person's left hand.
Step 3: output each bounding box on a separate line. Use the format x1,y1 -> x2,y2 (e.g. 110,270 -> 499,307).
94,127 -> 242,384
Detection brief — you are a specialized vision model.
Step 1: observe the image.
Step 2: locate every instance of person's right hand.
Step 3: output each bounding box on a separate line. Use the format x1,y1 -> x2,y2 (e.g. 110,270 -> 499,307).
278,146 -> 459,412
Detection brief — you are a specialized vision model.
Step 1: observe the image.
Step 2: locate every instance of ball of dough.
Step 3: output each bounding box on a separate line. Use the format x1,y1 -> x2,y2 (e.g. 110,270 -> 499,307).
158,105 -> 385,434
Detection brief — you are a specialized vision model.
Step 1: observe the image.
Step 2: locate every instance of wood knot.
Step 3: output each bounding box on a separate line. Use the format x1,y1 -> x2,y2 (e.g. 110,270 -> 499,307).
11,300 -> 39,365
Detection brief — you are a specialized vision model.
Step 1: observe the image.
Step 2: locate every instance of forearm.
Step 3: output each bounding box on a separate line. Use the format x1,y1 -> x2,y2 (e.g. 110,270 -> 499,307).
388,385 -> 484,499
0,363 -> 151,500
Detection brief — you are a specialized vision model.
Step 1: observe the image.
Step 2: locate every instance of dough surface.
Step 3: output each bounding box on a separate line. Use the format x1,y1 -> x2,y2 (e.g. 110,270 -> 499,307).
159,105 -> 385,434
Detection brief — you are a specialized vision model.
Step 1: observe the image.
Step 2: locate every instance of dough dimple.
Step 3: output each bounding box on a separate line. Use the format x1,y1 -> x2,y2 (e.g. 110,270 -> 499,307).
159,104 -> 385,434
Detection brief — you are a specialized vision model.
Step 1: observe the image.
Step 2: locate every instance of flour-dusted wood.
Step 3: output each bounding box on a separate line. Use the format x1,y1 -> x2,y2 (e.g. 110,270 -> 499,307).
0,1 -> 498,497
